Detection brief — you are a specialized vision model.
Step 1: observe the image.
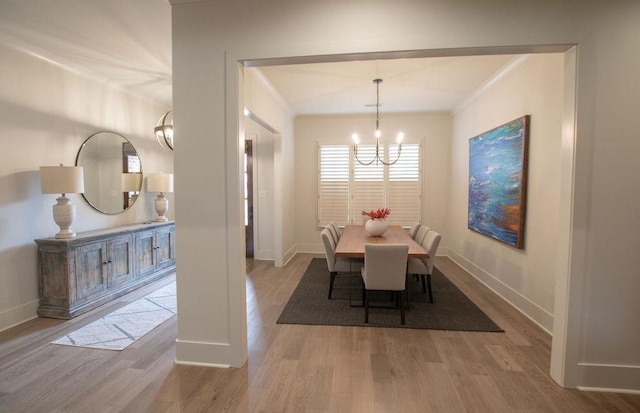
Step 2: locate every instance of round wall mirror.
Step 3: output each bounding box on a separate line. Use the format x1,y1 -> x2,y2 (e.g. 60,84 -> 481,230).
76,131 -> 143,214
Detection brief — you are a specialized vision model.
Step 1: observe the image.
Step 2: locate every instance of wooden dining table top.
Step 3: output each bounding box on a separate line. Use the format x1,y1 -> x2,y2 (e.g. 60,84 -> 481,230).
335,224 -> 429,259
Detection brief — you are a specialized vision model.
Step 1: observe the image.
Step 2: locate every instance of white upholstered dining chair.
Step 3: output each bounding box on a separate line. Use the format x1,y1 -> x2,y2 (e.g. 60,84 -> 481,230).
321,228 -> 360,299
413,225 -> 431,246
326,222 -> 341,245
407,230 -> 441,303
361,243 -> 409,325
408,222 -> 421,240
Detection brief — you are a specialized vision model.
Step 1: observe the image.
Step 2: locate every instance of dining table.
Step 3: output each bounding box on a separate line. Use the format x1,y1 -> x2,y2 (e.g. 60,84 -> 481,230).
334,224 -> 429,306
335,224 -> 429,259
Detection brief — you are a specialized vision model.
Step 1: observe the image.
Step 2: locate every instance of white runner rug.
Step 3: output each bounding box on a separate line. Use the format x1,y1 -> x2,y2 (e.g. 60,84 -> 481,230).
52,280 -> 176,350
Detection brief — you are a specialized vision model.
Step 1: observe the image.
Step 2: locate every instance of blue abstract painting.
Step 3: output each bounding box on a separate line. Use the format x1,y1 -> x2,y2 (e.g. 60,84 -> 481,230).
468,116 -> 529,249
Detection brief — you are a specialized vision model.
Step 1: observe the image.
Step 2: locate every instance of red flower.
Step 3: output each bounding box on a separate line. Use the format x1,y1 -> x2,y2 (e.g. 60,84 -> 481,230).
361,208 -> 390,220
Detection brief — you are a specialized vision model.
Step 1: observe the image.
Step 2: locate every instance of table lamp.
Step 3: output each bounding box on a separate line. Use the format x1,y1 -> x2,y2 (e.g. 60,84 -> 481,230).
40,164 -> 85,238
147,173 -> 174,221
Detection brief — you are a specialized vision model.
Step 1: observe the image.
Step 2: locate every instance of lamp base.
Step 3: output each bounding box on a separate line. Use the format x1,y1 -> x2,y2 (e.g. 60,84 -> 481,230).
55,230 -> 77,239
154,193 -> 169,221
53,195 -> 77,238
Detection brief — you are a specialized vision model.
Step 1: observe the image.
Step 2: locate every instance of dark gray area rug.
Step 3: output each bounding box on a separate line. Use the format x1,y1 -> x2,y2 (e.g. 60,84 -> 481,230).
277,258 -> 503,331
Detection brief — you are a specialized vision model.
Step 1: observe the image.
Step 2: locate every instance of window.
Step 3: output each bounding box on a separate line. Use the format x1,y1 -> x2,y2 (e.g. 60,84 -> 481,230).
318,145 -> 350,224
317,142 -> 422,228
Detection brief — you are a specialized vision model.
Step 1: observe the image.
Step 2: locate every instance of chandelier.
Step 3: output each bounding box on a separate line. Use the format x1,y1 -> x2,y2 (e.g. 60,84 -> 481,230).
155,110 -> 174,151
352,78 -> 404,166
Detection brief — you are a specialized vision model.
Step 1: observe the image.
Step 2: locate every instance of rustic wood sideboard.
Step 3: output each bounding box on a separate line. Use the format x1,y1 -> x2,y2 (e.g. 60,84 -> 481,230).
35,221 -> 176,319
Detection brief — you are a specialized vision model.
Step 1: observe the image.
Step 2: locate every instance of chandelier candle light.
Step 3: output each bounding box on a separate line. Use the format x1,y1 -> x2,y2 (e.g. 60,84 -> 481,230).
352,79 -> 404,166
147,173 -> 174,221
40,164 -> 85,239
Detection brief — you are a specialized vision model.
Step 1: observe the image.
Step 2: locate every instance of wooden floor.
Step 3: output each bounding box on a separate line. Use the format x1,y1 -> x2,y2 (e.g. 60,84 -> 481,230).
1,254 -> 639,412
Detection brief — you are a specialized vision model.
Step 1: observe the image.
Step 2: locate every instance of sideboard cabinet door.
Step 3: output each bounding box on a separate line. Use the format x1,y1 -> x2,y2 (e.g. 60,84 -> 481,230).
135,225 -> 176,277
74,241 -> 108,304
106,234 -> 135,289
136,229 -> 157,277
155,225 -> 175,270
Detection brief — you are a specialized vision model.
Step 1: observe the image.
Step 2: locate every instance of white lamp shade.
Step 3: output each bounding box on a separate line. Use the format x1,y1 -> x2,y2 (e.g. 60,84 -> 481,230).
40,166 -> 84,194
147,173 -> 174,193
122,173 -> 143,192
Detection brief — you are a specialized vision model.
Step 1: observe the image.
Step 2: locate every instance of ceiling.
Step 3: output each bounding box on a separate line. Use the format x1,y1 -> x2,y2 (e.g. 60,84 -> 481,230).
0,0 -> 521,115
0,0 -> 173,107
258,55 -> 518,115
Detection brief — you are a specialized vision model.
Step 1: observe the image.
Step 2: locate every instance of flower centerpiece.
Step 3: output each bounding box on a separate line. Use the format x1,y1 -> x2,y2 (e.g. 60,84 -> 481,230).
362,208 -> 390,236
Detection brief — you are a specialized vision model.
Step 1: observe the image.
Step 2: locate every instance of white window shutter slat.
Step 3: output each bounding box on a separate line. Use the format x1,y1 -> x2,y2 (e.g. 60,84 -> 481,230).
318,144 -> 350,226
317,141 -> 422,228
352,145 -> 384,222
388,144 -> 422,226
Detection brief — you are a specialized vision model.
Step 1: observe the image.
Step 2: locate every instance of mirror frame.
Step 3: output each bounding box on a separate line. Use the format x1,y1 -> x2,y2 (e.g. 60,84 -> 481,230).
75,131 -> 143,214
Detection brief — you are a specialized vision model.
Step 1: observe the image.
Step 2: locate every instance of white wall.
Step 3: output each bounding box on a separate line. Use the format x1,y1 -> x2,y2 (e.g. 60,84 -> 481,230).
449,54 -> 565,333
0,43 -> 172,331
244,68 -> 295,265
293,113 -> 451,253
574,6 -> 640,389
170,0 -> 640,391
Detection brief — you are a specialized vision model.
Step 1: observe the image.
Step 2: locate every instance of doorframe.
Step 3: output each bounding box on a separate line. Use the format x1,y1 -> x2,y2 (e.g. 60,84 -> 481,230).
244,109 -> 283,267
232,44 -> 579,383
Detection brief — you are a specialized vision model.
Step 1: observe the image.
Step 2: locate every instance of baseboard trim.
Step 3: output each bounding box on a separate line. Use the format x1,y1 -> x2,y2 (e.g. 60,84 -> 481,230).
0,299 -> 39,333
576,363 -> 640,394
174,359 -> 231,369
283,245 -> 297,266
577,387 -> 640,395
175,339 -> 242,368
448,249 -> 554,334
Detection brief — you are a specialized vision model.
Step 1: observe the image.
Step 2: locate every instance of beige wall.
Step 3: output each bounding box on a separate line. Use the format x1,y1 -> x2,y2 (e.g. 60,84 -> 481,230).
293,113 -> 451,253
449,54 -> 565,333
0,43 -> 172,331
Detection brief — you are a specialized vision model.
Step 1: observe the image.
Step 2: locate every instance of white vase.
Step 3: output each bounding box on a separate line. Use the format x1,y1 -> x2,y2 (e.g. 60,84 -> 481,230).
365,218 -> 388,236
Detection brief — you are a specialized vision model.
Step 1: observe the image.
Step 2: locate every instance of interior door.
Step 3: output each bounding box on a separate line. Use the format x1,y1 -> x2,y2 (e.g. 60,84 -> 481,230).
245,139 -> 254,258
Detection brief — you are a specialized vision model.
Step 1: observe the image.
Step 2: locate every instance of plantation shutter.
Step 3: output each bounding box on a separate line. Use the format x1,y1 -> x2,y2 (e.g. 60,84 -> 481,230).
351,144 -> 385,223
387,143 -> 422,226
317,144 -> 350,227
317,140 -> 422,228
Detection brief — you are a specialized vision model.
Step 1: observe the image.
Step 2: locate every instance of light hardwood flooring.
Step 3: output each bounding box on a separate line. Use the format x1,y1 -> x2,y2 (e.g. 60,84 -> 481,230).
1,254 -> 639,412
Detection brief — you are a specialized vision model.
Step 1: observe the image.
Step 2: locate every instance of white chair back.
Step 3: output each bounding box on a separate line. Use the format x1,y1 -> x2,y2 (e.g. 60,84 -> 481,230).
414,225 -> 430,245
408,222 -> 421,239
326,222 -> 340,244
362,243 -> 408,291
320,229 -> 337,271
422,230 -> 441,273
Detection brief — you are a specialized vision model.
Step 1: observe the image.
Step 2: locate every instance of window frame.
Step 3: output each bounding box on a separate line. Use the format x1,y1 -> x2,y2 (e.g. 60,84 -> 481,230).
316,139 -> 423,229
